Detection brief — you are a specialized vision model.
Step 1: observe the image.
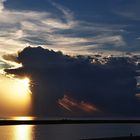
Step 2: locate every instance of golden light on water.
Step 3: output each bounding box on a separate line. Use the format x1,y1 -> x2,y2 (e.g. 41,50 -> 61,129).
0,125 -> 34,140
14,125 -> 34,140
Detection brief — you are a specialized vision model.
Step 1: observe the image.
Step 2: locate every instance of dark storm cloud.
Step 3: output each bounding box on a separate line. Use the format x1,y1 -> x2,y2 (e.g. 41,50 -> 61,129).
4,47 -> 140,117
5,47 -> 140,116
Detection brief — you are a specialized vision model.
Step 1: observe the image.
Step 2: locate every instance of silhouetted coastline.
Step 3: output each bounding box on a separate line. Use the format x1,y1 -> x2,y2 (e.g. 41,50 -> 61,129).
1,119 -> 140,125
81,136 -> 140,140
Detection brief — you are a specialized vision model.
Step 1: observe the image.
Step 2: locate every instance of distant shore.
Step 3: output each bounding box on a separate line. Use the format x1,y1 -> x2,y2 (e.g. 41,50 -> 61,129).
81,136 -> 140,140
1,119 -> 140,125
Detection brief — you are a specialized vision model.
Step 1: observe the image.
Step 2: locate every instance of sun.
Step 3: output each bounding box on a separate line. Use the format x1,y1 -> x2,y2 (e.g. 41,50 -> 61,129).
17,77 -> 31,94
0,75 -> 32,114
7,77 -> 32,103
20,78 -> 30,87
15,77 -> 32,96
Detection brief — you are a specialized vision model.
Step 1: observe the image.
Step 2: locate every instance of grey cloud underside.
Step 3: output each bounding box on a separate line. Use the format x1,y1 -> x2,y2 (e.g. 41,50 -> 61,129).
4,47 -> 140,117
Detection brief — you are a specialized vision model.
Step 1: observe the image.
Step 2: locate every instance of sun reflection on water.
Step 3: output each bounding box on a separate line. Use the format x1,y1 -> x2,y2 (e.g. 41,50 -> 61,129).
14,125 -> 34,140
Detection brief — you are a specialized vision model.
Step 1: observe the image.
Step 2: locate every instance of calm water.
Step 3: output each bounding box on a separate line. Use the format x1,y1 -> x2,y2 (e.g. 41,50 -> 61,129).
0,124 -> 140,140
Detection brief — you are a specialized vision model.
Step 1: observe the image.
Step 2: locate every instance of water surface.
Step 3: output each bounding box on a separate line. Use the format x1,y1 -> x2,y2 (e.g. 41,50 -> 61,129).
0,124 -> 140,140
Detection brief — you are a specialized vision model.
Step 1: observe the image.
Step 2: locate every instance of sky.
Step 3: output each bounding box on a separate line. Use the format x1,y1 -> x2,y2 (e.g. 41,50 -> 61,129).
0,0 -> 140,118
0,0 -> 140,55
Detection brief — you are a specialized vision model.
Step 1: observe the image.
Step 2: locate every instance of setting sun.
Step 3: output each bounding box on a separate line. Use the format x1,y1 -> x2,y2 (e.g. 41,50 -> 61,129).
18,78 -> 30,87
15,77 -> 32,97
0,75 -> 32,115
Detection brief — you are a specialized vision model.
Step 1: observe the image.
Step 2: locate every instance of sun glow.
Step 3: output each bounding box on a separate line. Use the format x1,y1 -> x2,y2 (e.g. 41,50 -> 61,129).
12,116 -> 35,120
15,77 -> 32,97
8,77 -> 32,101
0,75 -> 32,115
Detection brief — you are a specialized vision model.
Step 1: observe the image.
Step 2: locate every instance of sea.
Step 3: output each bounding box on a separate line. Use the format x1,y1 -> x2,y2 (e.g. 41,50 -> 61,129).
0,123 -> 140,140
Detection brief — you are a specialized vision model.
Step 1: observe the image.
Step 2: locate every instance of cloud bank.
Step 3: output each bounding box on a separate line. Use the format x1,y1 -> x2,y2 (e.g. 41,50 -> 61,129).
1,0 -> 137,56
4,47 -> 140,117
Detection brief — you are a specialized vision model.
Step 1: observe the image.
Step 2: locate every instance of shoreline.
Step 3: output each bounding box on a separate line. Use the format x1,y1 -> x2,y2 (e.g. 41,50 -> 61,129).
81,136 -> 140,140
1,119 -> 140,125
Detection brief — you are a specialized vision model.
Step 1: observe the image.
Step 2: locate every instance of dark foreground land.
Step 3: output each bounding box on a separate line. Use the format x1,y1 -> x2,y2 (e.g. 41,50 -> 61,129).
1,119 -> 140,125
82,136 -> 140,140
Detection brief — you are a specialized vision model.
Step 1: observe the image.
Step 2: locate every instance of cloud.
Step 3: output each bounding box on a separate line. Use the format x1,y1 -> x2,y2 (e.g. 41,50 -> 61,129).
50,1 -> 77,28
58,95 -> 99,113
4,46 -> 140,117
0,59 -> 11,70
0,0 -> 78,54
0,0 -> 130,56
114,0 -> 140,21
0,0 -> 5,12
2,53 -> 19,63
